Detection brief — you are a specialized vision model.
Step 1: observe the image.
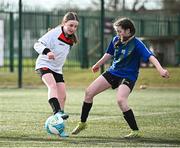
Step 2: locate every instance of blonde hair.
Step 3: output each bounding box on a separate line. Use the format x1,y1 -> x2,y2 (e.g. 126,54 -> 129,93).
61,12 -> 79,24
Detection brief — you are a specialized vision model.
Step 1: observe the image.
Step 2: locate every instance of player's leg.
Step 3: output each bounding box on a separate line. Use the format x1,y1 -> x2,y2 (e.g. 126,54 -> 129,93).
40,69 -> 68,137
81,75 -> 111,121
42,73 -> 62,115
56,82 -> 66,111
56,82 -> 69,120
72,75 -> 111,135
116,84 -> 141,138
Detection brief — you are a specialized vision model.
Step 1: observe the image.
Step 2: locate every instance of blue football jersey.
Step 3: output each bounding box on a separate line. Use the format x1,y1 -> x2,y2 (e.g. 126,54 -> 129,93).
106,36 -> 153,81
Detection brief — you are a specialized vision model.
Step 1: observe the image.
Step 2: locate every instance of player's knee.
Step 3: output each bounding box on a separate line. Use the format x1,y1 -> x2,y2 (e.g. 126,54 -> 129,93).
48,83 -> 57,90
117,98 -> 129,111
62,95 -> 66,101
85,88 -> 94,101
117,97 -> 126,105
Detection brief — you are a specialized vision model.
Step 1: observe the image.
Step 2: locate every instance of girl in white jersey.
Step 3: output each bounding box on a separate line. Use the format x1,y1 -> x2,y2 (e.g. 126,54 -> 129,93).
34,12 -> 79,125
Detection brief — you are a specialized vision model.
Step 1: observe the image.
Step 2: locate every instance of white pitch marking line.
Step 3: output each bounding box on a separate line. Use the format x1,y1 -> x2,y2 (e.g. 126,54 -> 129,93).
70,111 -> 180,121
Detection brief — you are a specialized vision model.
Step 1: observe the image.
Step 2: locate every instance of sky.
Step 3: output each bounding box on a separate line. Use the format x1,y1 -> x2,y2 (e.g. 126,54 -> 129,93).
1,0 -> 94,10
1,0 -> 163,11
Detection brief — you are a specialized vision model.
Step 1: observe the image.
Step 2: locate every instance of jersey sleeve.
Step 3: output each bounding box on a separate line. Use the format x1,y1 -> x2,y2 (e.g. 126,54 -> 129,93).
34,29 -> 54,54
136,39 -> 153,62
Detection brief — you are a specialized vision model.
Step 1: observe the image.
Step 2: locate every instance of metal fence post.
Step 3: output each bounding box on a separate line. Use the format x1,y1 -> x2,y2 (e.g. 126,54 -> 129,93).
18,0 -> 22,88
100,0 -> 105,73
46,13 -> 50,30
140,19 -> 144,36
9,12 -> 14,72
80,16 -> 89,68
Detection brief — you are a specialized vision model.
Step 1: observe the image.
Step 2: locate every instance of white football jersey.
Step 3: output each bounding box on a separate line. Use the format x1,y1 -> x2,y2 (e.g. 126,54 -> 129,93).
34,26 -> 73,74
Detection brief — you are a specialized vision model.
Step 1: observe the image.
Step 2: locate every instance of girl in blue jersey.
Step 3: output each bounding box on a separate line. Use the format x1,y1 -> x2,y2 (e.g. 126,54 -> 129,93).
72,17 -> 169,138
34,12 -> 79,137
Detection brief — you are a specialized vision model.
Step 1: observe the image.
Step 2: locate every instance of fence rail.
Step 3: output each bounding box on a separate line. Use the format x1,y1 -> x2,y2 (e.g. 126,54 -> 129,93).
0,11 -> 180,72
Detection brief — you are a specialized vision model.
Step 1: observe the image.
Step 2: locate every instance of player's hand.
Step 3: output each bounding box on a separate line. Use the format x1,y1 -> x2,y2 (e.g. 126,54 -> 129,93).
47,52 -> 55,60
160,69 -> 170,78
92,64 -> 100,73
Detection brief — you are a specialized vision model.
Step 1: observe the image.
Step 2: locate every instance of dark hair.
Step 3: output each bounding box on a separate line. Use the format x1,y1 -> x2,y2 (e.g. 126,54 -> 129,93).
113,17 -> 135,48
61,12 -> 79,44
113,17 -> 135,35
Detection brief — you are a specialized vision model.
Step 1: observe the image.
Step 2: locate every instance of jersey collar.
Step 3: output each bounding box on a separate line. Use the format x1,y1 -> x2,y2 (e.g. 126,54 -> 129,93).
58,26 -> 74,46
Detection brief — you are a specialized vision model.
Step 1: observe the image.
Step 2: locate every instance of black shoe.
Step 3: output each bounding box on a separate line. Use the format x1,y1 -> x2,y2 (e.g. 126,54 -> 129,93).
55,111 -> 69,120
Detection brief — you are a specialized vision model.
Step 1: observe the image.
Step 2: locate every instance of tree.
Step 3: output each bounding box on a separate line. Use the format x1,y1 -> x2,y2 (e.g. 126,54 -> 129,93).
162,0 -> 180,13
90,0 -> 159,11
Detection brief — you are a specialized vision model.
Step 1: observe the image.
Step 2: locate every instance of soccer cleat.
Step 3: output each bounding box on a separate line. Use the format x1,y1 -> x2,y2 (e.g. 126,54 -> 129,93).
124,130 -> 142,138
55,111 -> 69,120
59,131 -> 69,138
71,122 -> 87,135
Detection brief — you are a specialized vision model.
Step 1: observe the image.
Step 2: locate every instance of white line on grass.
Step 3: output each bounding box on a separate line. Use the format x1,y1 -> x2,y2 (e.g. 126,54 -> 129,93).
71,110 -> 180,121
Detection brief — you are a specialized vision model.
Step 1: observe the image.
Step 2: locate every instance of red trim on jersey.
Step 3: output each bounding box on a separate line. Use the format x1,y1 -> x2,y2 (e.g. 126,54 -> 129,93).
41,67 -> 49,70
58,27 -> 74,46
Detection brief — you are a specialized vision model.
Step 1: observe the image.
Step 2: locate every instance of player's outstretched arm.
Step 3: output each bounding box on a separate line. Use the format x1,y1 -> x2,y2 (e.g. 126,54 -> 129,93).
149,55 -> 170,78
92,53 -> 112,73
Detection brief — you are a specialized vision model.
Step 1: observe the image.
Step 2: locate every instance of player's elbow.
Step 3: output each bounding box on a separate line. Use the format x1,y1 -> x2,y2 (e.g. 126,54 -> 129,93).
33,42 -> 43,54
33,42 -> 39,50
